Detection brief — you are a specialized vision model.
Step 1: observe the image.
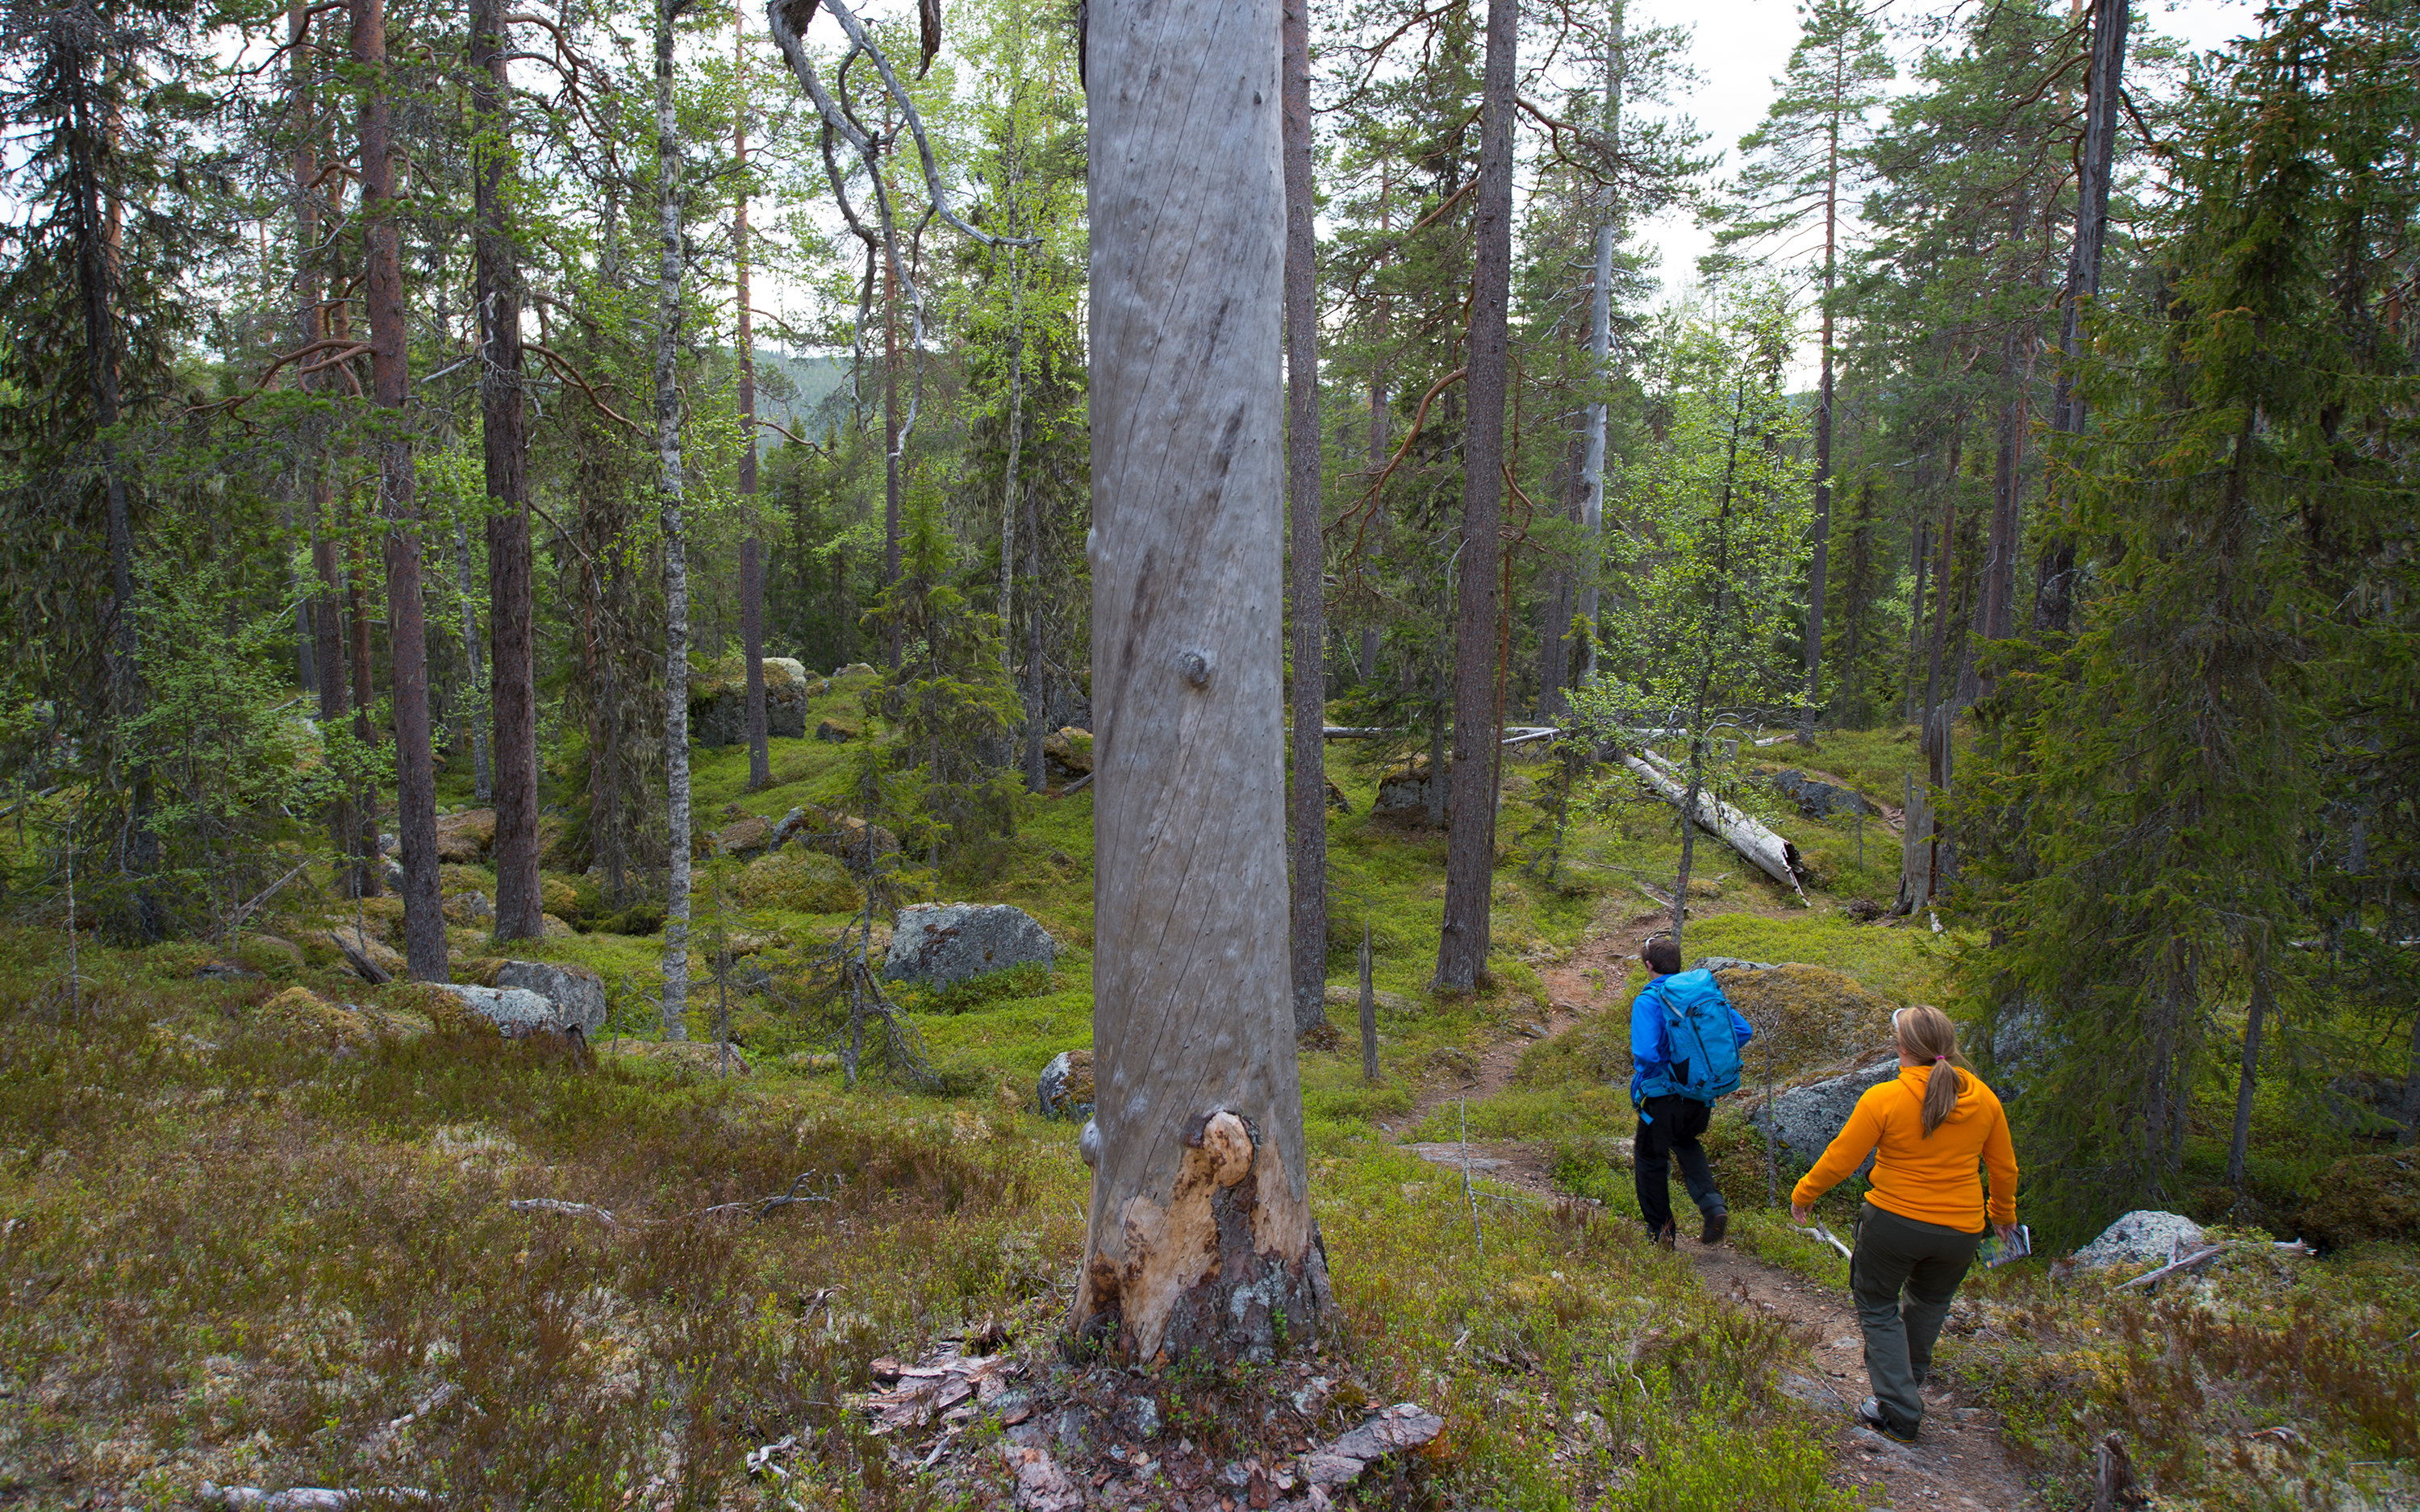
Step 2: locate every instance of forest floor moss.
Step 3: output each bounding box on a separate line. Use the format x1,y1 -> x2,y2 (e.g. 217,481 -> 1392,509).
2,712 -> 2413,1509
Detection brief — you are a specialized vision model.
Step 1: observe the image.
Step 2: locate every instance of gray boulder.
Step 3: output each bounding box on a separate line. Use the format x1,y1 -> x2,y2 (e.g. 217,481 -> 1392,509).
691,656 -> 814,748
882,902 -> 1057,989
1769,769 -> 1876,820
2073,1210 -> 2205,1270
494,960 -> 609,1036
1037,1049 -> 1094,1121
1692,956 -> 1778,975
1746,1056 -> 1901,1165
432,983 -> 572,1038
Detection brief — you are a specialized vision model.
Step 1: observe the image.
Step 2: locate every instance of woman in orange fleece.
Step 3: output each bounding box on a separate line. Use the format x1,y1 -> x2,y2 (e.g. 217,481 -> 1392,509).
1790,1004 -> 2019,1444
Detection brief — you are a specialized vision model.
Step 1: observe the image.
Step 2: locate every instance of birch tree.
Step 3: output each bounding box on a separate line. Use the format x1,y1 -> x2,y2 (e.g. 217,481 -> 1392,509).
1073,0 -> 1327,1365
1281,0 -> 1327,1034
657,0 -> 695,1037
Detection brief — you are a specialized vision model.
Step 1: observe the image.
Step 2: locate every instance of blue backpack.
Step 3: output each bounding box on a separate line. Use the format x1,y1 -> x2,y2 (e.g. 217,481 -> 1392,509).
1649,970 -> 1744,1102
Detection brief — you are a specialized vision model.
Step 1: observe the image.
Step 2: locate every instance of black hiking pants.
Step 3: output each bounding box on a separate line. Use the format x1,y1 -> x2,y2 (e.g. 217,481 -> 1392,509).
1851,1201 -> 1984,1439
1634,1093 -> 1722,1236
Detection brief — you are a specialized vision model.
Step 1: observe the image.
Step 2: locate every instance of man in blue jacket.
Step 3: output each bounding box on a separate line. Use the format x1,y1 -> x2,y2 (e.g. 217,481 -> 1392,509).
1630,935 -> 1754,1248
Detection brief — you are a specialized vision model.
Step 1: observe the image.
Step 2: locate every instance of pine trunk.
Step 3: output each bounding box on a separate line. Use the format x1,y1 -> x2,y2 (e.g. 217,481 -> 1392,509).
736,23 -> 770,794
1282,0 -> 1328,1035
357,0 -> 444,980
1435,0 -> 1517,993
1075,0 -> 1325,1365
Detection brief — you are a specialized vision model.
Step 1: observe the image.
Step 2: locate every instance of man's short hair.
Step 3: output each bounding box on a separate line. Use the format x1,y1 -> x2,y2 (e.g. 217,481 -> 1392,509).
1642,936 -> 1682,975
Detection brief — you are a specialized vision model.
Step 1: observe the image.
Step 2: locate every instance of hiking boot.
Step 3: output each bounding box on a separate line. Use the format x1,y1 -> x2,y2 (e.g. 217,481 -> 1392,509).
1700,1206 -> 1729,1245
1855,1398 -> 1919,1444
1654,1223 -> 1678,1252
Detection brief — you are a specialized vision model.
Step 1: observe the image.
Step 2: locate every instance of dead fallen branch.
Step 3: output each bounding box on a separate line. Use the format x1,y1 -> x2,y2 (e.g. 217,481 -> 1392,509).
1618,749 -> 1808,898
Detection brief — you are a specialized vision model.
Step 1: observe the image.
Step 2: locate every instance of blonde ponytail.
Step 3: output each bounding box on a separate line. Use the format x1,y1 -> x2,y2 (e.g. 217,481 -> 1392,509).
1894,1004 -> 1969,1136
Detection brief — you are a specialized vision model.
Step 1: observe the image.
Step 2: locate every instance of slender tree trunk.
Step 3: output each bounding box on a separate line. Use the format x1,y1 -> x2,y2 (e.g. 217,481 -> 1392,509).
1074,0 -> 1325,1365
1360,373 -> 1385,683
472,0 -> 539,939
1575,0 -> 1622,694
449,517 -> 492,802
357,0 -> 444,979
657,0 -> 693,1038
1282,0 -> 1328,1035
2035,0 -> 2129,635
1434,0 -> 1516,993
348,531 -> 382,898
736,8 -> 770,793
881,158 -> 903,675
292,0 -> 353,877
1671,387 -> 1744,943
2226,960 -> 2270,1188
1796,110 -> 1839,744
1919,427 -> 1961,900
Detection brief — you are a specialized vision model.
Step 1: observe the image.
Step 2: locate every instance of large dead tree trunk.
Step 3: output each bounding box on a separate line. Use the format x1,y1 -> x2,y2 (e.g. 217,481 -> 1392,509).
357,0 -> 445,980
1796,60 -> 1836,744
1576,0 -> 1621,697
1075,0 -> 1325,1366
1434,0 -> 1516,993
473,0 -> 541,940
1623,748 -> 1806,897
1282,0 -> 1327,1036
2035,0 -> 2128,635
656,0 -> 694,1037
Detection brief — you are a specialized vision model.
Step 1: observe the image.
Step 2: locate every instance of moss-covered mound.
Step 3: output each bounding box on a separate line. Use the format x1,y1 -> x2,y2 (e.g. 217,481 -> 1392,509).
730,848 -> 863,915
2298,1151 -> 2420,1250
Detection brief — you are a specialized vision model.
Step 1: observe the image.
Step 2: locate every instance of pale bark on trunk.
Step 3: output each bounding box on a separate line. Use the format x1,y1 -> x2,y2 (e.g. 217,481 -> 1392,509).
1434,0 -> 1516,993
657,0 -> 693,1038
472,0 -> 539,939
2226,963 -> 2270,1188
882,187 -> 903,674
357,0 -> 445,980
737,12 -> 770,793
1575,0 -> 1621,695
1915,429 -> 1960,904
1282,0 -> 1327,1035
1075,0 -> 1325,1366
450,518 -> 492,802
1623,748 -> 1805,896
2036,0 -> 2128,635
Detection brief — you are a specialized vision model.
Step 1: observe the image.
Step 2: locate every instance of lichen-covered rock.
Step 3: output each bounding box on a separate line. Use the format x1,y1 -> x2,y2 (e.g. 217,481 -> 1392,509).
614,1039 -> 752,1076
442,891 -> 495,927
327,925 -> 404,981
1037,1048 -> 1094,1119
435,808 -> 498,862
2073,1210 -> 2207,1269
813,719 -> 859,744
690,656 -> 814,747
1043,727 -> 1093,776
1692,956 -> 1778,975
1746,1056 -> 1900,1165
715,811 -> 779,856
883,903 -> 1058,989
428,982 -> 573,1039
1713,964 -> 1899,1083
494,960 -> 609,1036
1373,756 -> 1447,824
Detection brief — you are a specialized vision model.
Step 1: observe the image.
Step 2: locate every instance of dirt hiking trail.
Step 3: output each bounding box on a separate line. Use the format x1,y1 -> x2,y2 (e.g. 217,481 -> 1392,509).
1377,911 -> 2039,1509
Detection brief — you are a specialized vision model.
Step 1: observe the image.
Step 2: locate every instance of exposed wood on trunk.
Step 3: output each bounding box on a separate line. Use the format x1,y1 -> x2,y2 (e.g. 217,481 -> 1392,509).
1077,0 -> 1324,1364
1436,0 -> 1517,993
356,0 -> 444,980
1283,0 -> 1327,1035
1577,0 -> 1621,699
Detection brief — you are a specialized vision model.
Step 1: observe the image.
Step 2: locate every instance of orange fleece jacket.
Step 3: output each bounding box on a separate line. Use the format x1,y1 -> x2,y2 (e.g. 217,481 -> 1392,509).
1791,1064 -> 2018,1231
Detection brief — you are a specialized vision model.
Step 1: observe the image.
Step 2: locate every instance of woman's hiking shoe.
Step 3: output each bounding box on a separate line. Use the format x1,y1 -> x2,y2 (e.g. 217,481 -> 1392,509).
1654,1223 -> 1679,1252
1855,1398 -> 1920,1444
1700,1207 -> 1729,1245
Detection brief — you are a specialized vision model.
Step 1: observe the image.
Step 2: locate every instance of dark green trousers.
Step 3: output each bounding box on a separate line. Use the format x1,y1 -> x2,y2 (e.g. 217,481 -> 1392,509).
1850,1202 -> 1983,1438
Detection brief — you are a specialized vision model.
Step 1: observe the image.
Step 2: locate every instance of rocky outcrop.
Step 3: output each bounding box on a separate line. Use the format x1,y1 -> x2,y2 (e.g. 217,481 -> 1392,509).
1745,1056 -> 1900,1165
1372,756 -> 1447,825
813,719 -> 859,744
1043,727 -> 1092,777
2073,1210 -> 2206,1270
430,983 -> 582,1039
691,656 -> 817,748
493,960 -> 609,1036
882,903 -> 1058,989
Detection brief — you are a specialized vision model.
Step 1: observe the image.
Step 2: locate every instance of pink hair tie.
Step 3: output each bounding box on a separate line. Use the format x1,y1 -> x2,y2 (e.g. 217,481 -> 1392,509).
1934,1056 -> 1948,1064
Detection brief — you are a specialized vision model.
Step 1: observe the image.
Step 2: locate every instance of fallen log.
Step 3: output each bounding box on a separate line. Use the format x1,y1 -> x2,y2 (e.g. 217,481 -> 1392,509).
1618,750 -> 1808,898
